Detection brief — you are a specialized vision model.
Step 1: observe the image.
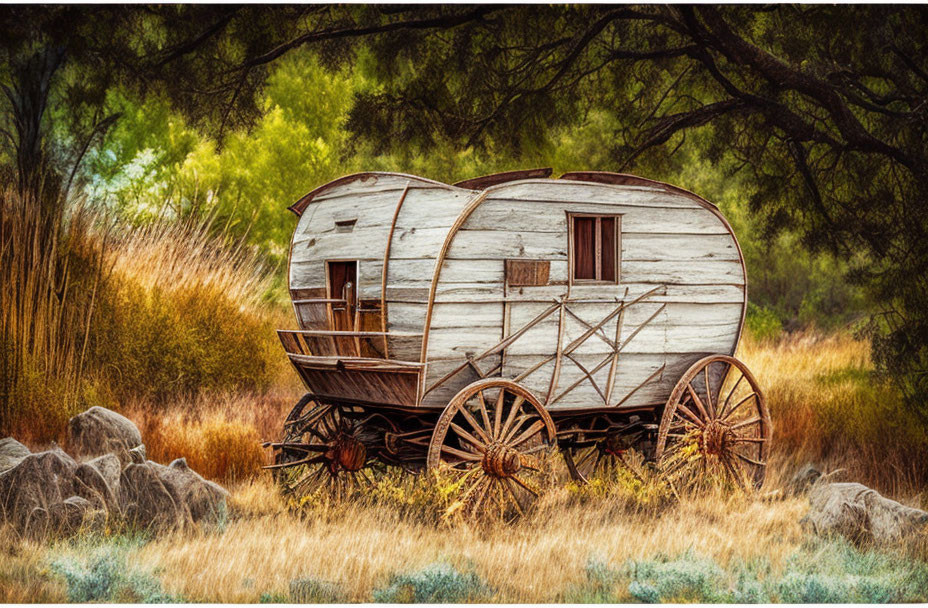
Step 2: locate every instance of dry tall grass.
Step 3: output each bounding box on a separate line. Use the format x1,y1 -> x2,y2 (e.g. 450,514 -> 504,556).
0,189 -> 107,440
1,201 -> 290,444
3,331 -> 928,602
93,219 -> 288,404
116,480 -> 810,602
739,331 -> 927,494
126,391 -> 292,482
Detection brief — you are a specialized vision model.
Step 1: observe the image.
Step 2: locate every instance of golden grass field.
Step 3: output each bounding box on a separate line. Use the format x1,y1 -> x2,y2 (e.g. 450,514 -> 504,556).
3,331 -> 928,603
2,194 -> 926,602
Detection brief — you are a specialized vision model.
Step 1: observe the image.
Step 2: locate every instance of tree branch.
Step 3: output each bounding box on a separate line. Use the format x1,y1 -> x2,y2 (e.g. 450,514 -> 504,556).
234,6 -> 507,71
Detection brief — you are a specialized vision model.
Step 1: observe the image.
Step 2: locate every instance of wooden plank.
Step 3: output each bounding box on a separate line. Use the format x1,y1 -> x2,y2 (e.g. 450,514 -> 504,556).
462,201 -> 731,234
386,283 -> 744,304
293,187 -> 472,243
301,255 -> 742,290
387,229 -> 740,262
485,181 -> 697,207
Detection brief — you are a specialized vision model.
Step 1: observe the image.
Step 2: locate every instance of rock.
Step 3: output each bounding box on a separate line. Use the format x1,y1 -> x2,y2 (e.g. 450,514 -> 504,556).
119,462 -> 187,530
1,406 -> 229,537
801,482 -> 928,543
159,458 -> 229,524
788,464 -> 822,494
48,496 -> 99,535
129,444 -> 147,464
0,449 -> 79,536
68,406 -> 142,462
0,437 -> 31,473
75,454 -> 122,513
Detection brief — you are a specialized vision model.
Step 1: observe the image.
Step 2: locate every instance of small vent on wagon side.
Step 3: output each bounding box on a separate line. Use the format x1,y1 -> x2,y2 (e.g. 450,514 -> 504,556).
335,218 -> 358,233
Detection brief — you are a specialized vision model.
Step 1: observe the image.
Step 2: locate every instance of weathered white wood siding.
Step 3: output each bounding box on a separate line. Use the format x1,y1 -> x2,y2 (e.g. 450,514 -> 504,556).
421,180 -> 746,409
288,173 -> 474,359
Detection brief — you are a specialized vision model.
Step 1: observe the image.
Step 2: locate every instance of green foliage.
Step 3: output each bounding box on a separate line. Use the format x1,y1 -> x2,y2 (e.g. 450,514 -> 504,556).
775,538 -> 928,603
93,282 -> 279,403
49,539 -> 180,603
91,52 -> 358,262
561,557 -> 622,603
624,551 -> 730,603
745,303 -> 783,342
561,540 -> 928,604
372,563 -> 493,603
289,577 -> 347,603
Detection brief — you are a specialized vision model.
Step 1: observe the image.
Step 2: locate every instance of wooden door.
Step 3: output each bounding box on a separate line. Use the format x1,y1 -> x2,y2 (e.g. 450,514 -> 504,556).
327,261 -> 357,333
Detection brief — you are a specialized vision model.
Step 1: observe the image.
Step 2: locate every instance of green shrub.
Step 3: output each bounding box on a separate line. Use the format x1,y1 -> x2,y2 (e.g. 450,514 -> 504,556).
372,563 -> 493,603
49,544 -> 179,603
562,557 -> 622,603
774,538 -> 928,603
745,302 -> 783,342
289,577 -> 347,603
623,551 -> 730,603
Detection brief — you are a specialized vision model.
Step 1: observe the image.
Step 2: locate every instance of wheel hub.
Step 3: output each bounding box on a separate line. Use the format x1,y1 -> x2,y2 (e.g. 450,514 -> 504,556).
701,420 -> 731,456
329,434 -> 367,472
482,443 -> 522,477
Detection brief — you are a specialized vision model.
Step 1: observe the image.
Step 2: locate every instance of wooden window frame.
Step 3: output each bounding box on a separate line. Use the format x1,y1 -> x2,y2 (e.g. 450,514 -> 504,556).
567,212 -> 622,285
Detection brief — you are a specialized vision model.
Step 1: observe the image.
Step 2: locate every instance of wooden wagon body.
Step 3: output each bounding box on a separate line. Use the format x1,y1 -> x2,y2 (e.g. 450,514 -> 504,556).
283,169 -> 745,411
270,169 -> 769,510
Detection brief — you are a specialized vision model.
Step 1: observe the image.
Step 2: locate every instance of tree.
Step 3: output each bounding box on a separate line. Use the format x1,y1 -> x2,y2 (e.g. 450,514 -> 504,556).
0,5 -> 502,204
342,5 -> 928,418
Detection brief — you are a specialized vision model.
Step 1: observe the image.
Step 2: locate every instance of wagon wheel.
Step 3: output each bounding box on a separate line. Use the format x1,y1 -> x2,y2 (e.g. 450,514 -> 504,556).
655,355 -> 771,492
265,394 -> 378,500
562,431 -> 642,483
427,379 -> 557,520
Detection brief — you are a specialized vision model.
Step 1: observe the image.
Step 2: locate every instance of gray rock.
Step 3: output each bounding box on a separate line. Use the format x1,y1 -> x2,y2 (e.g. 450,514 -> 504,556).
48,496 -> 100,535
75,454 -> 122,513
68,406 -> 142,462
0,437 -> 31,473
119,462 -> 187,530
0,449 -> 79,536
160,458 -> 229,524
128,444 -> 147,464
801,482 -> 928,543
1,406 -> 229,537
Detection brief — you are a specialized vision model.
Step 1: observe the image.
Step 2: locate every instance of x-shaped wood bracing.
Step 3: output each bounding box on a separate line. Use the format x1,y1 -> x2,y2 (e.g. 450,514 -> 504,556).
548,300 -> 667,406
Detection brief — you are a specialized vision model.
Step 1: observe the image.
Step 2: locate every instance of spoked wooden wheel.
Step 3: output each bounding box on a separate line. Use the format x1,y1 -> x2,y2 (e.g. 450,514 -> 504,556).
427,379 -> 557,519
655,355 -> 771,492
265,395 -> 377,499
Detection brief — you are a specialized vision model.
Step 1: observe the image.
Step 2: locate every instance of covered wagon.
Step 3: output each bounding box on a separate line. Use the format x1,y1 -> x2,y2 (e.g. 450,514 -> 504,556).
268,168 -> 771,515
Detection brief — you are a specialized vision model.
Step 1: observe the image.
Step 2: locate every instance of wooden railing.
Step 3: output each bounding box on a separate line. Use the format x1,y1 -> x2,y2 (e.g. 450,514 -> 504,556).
278,329 -> 422,359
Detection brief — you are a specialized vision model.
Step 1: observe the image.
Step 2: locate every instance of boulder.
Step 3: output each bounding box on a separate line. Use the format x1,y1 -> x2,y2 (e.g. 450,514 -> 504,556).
68,406 -> 142,462
75,454 -> 122,513
0,437 -> 31,473
157,458 -> 229,524
119,462 -> 187,530
0,448 -> 80,536
129,444 -> 147,464
48,496 -> 102,535
801,482 -> 928,543
1,406 -> 229,537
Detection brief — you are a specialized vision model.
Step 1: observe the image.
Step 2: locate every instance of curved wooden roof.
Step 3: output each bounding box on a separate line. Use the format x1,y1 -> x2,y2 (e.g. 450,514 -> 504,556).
289,169 -> 724,216
452,168 -> 552,190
